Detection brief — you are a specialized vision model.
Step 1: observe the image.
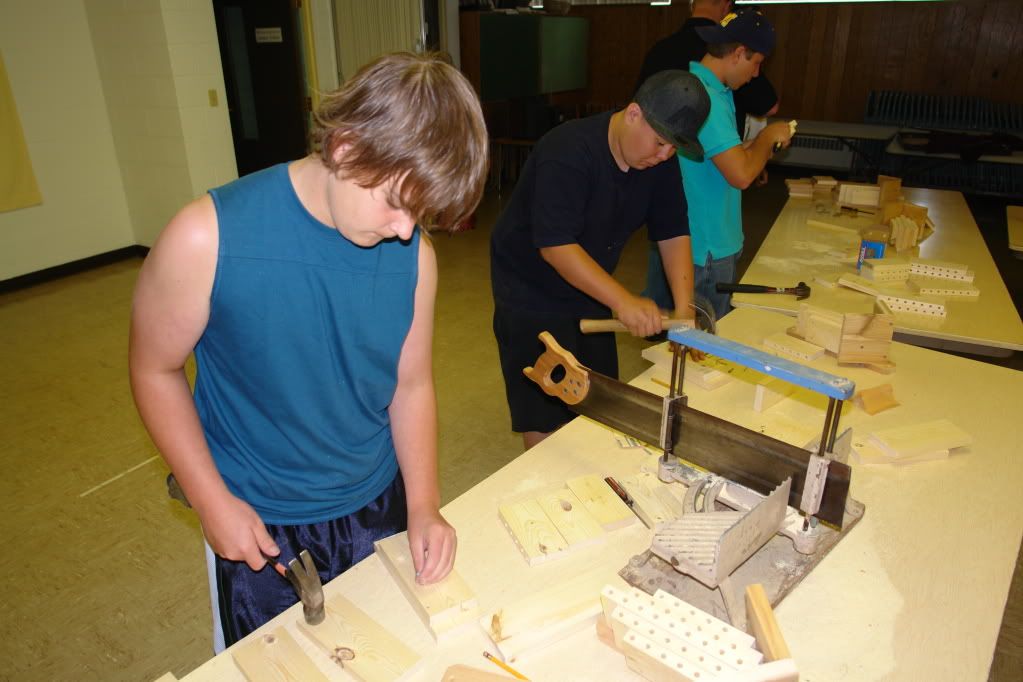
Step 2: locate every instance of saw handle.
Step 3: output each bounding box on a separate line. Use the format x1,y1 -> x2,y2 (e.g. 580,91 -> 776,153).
579,317 -> 694,334
523,331 -> 590,405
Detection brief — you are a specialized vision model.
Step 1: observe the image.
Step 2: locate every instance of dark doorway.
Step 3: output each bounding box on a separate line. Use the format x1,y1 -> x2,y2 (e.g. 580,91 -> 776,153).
213,0 -> 308,176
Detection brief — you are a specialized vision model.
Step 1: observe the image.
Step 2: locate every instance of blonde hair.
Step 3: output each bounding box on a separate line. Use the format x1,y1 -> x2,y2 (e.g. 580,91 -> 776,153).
311,52 -> 489,230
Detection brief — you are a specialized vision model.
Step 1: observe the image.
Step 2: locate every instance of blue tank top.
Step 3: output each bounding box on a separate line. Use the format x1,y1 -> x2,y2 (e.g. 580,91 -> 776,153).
195,163 -> 419,524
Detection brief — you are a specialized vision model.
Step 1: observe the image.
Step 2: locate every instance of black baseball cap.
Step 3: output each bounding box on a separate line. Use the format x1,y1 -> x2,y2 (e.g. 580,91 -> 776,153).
634,70 -> 710,161
696,10 -> 776,56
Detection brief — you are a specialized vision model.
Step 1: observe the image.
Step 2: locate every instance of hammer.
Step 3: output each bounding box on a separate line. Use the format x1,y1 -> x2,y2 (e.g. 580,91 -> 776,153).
166,473 -> 325,624
716,281 -> 811,300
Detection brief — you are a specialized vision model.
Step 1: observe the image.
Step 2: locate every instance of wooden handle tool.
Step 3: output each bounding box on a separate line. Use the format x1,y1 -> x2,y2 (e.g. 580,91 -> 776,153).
579,317 -> 695,334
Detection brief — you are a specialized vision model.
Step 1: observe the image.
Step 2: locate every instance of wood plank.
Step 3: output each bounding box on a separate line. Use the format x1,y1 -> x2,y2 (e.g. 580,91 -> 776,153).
440,664 -> 517,682
233,628 -> 329,682
617,471 -> 677,528
838,312 -> 893,364
373,531 -> 479,640
745,583 -> 791,662
867,419 -> 972,460
297,594 -> 420,682
762,330 -> 825,362
479,568 -> 605,663
753,378 -> 796,413
1007,206 -> 1023,254
853,383 -> 899,415
566,474 -> 638,531
498,498 -> 569,565
796,303 -> 843,352
536,488 -> 606,548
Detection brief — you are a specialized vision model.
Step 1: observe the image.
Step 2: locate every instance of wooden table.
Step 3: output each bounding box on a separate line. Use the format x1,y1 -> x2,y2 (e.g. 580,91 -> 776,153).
177,308 -> 1023,682
731,187 -> 1023,357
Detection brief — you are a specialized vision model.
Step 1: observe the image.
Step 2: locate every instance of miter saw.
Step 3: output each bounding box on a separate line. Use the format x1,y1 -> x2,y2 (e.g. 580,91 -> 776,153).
524,327 -> 864,629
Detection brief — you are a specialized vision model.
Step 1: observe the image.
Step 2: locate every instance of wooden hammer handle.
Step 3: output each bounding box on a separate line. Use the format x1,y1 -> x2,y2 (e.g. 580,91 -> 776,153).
579,318 -> 694,334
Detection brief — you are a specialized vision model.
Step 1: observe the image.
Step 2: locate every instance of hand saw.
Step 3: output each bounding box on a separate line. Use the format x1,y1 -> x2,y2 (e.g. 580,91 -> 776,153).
524,330 -> 855,528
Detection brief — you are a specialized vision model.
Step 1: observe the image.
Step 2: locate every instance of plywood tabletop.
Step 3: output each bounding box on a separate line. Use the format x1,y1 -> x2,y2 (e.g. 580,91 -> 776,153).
732,188 -> 1023,355
179,308 -> 1023,682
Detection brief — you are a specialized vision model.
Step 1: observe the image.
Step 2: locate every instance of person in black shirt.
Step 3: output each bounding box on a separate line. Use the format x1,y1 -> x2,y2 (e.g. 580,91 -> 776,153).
636,0 -> 780,312
635,0 -> 779,136
490,71 -> 709,450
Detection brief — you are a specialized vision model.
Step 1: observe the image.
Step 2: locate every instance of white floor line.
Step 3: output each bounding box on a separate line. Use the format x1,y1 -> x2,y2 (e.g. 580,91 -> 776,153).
79,455 -> 159,498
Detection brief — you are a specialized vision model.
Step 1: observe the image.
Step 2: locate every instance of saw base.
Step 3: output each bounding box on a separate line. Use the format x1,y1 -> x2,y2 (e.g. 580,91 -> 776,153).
620,497 -> 865,632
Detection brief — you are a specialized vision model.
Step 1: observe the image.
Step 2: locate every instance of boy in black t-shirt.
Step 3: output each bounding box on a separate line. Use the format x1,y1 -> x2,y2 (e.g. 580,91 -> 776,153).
490,71 -> 710,450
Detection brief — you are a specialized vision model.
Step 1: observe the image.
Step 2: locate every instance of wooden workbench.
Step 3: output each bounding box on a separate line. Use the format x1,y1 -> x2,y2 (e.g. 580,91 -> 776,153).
177,308 -> 1023,681
731,187 -> 1023,357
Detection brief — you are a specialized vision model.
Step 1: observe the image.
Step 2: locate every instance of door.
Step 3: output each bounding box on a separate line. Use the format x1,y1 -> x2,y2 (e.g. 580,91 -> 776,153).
213,0 -> 308,176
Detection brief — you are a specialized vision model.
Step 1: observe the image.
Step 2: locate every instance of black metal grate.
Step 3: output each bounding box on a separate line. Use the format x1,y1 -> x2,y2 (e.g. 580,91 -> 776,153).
865,90 -> 1023,134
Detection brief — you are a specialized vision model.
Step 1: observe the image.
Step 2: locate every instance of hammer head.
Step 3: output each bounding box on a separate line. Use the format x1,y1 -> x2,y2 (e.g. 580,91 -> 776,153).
285,549 -> 325,625
793,281 -> 811,300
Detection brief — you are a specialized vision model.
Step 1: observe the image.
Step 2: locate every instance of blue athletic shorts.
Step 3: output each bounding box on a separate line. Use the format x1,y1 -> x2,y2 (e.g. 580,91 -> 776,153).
213,473 -> 407,646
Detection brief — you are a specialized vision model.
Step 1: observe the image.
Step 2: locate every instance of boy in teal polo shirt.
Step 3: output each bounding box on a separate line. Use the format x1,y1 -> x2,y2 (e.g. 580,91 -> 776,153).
680,10 -> 793,319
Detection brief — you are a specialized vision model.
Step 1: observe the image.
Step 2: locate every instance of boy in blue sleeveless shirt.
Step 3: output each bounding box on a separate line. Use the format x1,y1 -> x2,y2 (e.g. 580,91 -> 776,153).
129,53 -> 488,649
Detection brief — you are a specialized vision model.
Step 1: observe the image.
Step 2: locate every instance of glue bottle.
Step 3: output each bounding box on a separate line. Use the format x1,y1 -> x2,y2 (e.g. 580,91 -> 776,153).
857,225 -> 890,271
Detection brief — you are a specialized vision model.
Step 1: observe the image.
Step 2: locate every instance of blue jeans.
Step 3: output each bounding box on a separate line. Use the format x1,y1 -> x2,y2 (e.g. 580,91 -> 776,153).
643,243 -> 740,322
695,250 -> 741,322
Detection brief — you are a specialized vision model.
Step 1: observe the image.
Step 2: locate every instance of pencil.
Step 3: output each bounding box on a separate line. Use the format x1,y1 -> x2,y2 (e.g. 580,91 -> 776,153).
483,651 -> 529,680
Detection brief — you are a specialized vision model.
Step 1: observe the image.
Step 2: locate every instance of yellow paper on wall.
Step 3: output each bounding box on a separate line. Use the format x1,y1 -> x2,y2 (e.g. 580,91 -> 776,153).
0,51 -> 42,213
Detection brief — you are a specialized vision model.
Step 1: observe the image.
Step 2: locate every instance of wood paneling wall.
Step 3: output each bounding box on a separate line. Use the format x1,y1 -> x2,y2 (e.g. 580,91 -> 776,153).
508,0 -> 1023,123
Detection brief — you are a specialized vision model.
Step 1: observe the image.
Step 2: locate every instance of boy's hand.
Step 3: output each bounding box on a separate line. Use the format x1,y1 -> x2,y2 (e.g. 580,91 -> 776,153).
673,307 -> 706,362
406,507 -> 457,585
199,493 -> 280,571
614,294 -> 663,338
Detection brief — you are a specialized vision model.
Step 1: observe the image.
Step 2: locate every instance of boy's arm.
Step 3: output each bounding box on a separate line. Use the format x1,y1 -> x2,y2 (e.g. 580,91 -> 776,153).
711,121 -> 793,189
656,235 -> 696,321
129,195 -> 279,571
390,234 -> 456,585
539,244 -> 663,337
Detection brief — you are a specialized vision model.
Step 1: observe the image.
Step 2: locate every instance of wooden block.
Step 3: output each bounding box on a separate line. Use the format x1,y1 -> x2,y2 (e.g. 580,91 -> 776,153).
901,202 -> 929,225
877,175 -> 902,204
838,312 -> 893,364
753,379 -> 795,413
298,594 -> 420,681
853,384 -> 899,415
745,584 -> 791,662
762,331 -> 825,362
498,498 -> 569,565
606,586 -> 761,679
441,665 -> 517,682
479,569 -> 604,662
151,675 -> 179,682
836,273 -> 879,297
374,531 -> 478,640
1008,205 -> 1023,253
910,258 -> 974,282
795,303 -> 843,352
861,257 -> 910,283
617,471 -> 677,528
566,474 -> 638,531
536,488 -> 606,548
837,181 -> 880,208
234,628 -> 330,682
813,274 -> 839,289
687,360 -> 732,390
876,292 -> 947,318
807,218 -> 857,233
908,277 -> 979,298
867,419 -> 971,460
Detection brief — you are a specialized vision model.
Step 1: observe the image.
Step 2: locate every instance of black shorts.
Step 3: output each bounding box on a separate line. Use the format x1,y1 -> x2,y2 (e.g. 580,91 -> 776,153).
493,303 -> 618,434
214,474 -> 407,647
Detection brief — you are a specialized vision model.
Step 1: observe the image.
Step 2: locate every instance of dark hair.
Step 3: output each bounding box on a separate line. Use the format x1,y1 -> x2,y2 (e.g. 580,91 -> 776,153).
706,42 -> 755,60
311,52 -> 489,230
